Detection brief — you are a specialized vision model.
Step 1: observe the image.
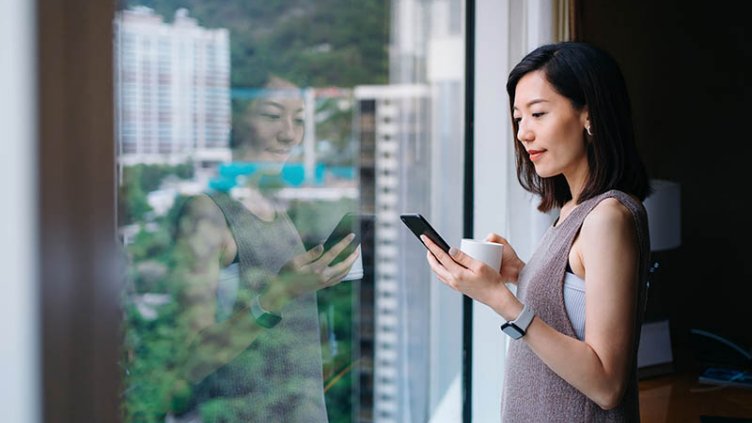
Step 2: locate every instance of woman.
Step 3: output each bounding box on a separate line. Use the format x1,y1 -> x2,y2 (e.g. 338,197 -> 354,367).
421,41 -> 652,421
168,75 -> 359,422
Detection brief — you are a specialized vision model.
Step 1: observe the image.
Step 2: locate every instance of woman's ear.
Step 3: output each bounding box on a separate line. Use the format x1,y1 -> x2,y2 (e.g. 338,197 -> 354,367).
579,106 -> 590,128
580,107 -> 593,138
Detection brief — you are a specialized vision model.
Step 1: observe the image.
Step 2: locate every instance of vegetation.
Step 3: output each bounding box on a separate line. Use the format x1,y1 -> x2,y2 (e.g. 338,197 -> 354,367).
121,192 -> 360,422
118,163 -> 194,226
121,0 -> 389,88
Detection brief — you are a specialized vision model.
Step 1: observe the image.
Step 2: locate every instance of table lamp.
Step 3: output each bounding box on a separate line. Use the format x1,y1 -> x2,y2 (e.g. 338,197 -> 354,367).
638,179 -> 681,378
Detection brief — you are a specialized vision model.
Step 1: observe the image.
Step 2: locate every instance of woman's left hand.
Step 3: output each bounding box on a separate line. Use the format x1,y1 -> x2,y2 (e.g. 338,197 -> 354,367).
421,235 -> 520,318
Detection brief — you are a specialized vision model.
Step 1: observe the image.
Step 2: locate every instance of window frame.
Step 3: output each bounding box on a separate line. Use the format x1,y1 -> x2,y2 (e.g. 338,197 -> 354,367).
466,1 -> 560,422
37,1 -> 122,422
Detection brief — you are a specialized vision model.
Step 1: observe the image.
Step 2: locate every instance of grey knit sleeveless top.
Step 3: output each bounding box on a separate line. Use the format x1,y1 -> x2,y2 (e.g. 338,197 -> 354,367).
192,191 -> 329,422
501,190 -> 650,422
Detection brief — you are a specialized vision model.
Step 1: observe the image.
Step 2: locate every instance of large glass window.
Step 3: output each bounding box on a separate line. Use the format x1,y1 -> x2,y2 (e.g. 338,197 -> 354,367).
115,1 -> 465,422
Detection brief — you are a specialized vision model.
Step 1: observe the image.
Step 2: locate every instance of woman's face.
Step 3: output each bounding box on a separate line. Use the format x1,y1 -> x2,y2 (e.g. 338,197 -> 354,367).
512,70 -> 589,180
242,90 -> 305,164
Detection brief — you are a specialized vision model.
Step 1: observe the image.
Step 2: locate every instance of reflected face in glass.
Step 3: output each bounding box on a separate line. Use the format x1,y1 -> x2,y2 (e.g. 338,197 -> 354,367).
241,91 -> 305,164
513,70 -> 589,179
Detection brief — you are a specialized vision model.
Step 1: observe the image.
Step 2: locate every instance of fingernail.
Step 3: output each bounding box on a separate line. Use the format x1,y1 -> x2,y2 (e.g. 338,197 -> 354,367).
316,244 -> 324,251
348,233 -> 356,240
449,247 -> 458,256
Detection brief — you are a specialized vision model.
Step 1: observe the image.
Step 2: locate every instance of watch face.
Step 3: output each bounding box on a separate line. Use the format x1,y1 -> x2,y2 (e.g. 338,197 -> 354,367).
501,323 -> 525,339
256,312 -> 282,329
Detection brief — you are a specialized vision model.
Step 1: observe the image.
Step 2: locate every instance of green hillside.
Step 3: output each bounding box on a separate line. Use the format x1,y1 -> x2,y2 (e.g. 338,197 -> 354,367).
123,0 -> 389,87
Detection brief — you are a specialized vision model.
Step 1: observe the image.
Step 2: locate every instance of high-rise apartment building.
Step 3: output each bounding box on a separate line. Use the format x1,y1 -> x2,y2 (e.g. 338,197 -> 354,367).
114,7 -> 231,167
354,84 -> 433,423
355,1 -> 465,422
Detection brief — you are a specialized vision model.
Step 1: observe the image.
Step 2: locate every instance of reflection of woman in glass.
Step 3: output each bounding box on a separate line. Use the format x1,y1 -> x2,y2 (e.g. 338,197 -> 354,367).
169,75 -> 359,422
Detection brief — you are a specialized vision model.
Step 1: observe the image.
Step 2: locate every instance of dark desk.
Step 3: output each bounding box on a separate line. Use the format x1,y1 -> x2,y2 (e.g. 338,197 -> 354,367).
639,369 -> 752,422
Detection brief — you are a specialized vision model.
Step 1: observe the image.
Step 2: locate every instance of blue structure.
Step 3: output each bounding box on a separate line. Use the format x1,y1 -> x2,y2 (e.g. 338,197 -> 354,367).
209,161 -> 354,192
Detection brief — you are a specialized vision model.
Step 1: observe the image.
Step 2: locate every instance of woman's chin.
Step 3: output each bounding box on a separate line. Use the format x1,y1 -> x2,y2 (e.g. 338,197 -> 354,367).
257,160 -> 285,175
532,164 -> 558,179
244,153 -> 288,166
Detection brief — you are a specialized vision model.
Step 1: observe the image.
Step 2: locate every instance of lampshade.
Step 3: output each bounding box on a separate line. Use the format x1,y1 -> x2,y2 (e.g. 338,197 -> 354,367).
643,179 -> 681,251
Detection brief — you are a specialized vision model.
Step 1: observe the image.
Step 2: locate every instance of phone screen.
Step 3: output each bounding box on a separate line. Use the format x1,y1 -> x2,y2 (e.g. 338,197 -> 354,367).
399,213 -> 451,253
323,212 -> 362,265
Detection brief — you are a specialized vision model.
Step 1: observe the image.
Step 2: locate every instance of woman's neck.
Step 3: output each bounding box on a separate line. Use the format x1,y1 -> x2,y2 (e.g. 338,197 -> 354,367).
238,185 -> 277,222
564,162 -> 590,205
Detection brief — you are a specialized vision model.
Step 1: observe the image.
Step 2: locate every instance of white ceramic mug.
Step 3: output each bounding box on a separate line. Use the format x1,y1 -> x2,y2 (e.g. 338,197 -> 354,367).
459,239 -> 503,271
341,247 -> 364,281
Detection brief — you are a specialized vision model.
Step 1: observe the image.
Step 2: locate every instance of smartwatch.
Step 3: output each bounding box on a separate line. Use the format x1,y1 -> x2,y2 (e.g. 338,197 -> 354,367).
250,294 -> 282,329
500,304 -> 534,339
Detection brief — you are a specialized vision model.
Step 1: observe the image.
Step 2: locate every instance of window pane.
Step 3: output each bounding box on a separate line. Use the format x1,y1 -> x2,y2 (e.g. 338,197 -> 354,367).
115,2 -> 464,422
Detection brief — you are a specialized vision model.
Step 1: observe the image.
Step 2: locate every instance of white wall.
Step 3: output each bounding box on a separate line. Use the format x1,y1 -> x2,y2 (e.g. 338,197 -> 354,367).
0,0 -> 40,422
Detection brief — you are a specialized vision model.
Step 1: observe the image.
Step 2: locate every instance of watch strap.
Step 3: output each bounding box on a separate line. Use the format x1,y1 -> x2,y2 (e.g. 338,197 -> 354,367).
500,304 -> 534,339
250,294 -> 282,328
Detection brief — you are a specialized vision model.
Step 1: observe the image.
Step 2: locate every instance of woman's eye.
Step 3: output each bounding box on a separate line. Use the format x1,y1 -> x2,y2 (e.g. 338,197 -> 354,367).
532,112 -> 546,118
260,113 -> 281,120
513,117 -> 521,124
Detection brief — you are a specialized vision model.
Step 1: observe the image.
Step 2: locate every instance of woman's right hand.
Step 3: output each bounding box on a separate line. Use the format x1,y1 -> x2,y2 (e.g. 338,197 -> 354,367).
483,233 -> 525,283
259,234 -> 360,312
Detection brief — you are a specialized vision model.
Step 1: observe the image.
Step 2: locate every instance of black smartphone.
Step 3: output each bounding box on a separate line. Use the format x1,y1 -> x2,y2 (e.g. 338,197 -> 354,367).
323,212 -> 362,265
399,213 -> 451,253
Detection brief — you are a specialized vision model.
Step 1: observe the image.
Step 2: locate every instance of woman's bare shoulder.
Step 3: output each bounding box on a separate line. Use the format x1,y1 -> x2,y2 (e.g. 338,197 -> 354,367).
176,193 -> 229,235
581,197 -> 636,244
586,197 -> 632,225
181,193 -> 224,219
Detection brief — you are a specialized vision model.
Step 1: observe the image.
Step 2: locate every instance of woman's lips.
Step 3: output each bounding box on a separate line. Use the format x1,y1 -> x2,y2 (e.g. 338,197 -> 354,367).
528,149 -> 545,161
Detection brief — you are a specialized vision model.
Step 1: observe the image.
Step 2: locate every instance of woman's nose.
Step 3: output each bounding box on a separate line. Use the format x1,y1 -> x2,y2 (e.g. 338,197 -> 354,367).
517,121 -> 534,143
278,117 -> 299,143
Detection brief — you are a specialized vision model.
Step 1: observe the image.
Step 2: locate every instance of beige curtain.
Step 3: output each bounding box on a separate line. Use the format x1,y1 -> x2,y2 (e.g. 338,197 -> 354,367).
553,0 -> 577,41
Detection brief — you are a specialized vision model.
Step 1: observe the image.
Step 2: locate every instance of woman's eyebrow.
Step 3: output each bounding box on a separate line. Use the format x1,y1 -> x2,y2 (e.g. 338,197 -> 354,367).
513,98 -> 550,110
257,101 -> 284,110
257,100 -> 304,113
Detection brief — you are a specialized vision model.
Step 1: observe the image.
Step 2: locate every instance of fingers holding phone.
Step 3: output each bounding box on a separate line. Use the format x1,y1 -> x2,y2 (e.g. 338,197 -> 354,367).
291,212 -> 365,279
400,213 -> 451,253
288,234 -> 359,280
323,244 -> 361,284
321,212 -> 372,281
322,212 -> 362,264
311,233 -> 361,280
267,239 -> 361,311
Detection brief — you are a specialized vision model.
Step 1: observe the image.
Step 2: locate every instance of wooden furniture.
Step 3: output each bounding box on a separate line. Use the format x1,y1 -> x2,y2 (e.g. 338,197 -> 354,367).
639,352 -> 752,422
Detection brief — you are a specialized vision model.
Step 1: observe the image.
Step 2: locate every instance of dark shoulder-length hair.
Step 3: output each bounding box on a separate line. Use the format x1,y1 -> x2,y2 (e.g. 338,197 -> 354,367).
506,41 -> 651,212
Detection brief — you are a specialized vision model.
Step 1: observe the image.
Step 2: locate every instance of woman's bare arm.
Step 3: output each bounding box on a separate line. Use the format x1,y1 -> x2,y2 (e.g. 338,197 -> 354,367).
172,194 -> 361,383
424,198 -> 640,409
172,194 -> 269,383
504,199 -> 639,409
